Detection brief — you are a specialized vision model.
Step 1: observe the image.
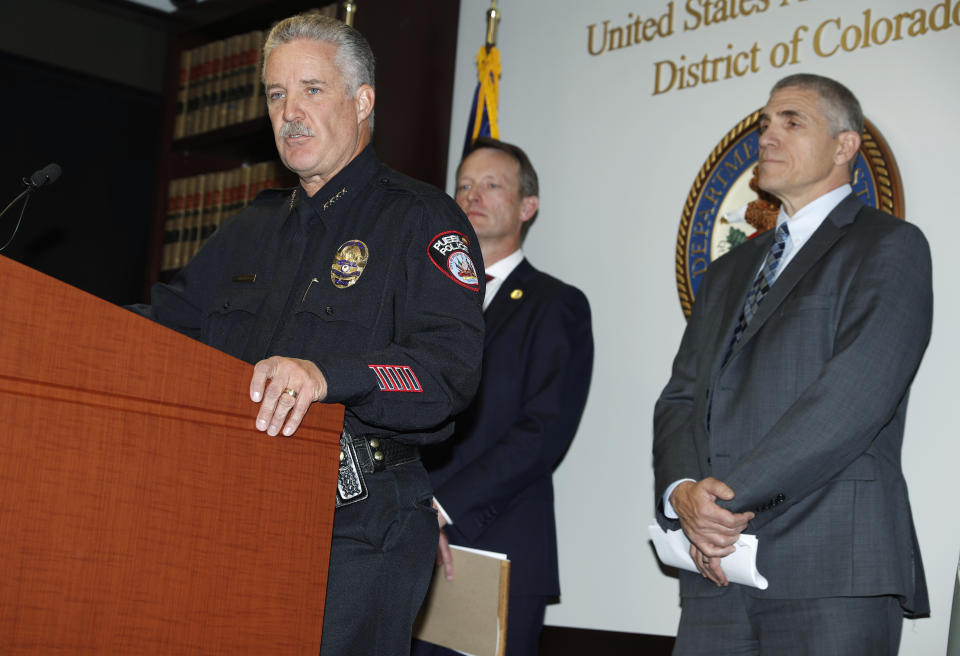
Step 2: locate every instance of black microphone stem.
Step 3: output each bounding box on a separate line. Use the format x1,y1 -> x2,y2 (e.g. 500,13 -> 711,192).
0,188 -> 33,253
0,163 -> 61,253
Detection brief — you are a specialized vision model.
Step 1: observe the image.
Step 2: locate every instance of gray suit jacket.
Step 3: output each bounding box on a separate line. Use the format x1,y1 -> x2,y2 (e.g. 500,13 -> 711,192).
654,193 -> 931,617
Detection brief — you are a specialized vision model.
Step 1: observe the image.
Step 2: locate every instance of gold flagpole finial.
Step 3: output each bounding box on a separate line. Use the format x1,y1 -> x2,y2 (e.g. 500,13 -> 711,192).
341,1 -> 357,27
485,0 -> 501,50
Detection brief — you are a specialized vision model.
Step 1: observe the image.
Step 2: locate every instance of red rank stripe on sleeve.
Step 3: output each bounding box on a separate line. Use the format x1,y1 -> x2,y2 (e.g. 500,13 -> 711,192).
368,365 -> 424,393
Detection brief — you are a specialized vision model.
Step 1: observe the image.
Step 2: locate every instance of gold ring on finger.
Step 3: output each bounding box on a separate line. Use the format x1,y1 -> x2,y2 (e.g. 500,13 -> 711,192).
283,387 -> 298,399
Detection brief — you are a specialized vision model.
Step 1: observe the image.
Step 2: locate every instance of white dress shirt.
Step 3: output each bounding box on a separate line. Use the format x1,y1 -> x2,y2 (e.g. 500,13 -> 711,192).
773,184 -> 852,280
482,248 -> 524,311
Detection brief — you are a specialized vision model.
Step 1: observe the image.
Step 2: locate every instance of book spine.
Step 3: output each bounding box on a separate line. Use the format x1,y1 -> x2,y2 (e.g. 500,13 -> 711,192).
185,46 -> 204,136
161,178 -> 184,272
173,50 -> 191,140
191,173 -> 208,261
200,171 -> 224,250
180,176 -> 198,265
221,35 -> 240,128
197,43 -> 214,135
246,31 -> 265,121
207,39 -> 225,132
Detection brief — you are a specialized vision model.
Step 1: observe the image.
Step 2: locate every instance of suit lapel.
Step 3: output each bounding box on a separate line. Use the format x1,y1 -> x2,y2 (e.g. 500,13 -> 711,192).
707,235 -> 771,376
483,258 -> 535,344
726,194 -> 862,361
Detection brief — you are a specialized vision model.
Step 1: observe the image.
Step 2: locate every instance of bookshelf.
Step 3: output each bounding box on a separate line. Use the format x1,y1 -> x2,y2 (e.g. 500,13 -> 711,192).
145,0 -> 460,291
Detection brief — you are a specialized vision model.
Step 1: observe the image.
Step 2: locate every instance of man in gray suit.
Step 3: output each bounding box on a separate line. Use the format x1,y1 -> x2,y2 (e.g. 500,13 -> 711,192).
654,73 -> 932,654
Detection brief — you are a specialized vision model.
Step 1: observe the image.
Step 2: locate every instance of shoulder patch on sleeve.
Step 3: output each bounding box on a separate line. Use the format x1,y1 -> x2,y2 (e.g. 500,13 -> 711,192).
427,230 -> 480,291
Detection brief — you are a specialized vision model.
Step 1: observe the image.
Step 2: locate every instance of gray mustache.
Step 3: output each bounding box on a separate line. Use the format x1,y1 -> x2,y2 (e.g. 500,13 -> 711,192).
279,120 -> 315,138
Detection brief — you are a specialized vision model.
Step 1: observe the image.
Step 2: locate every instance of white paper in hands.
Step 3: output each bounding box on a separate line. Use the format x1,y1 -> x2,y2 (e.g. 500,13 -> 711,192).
648,522 -> 769,590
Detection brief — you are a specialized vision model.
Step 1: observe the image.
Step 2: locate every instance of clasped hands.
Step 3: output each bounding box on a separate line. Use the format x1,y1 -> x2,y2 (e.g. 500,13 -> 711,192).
669,477 -> 754,587
249,356 -> 328,437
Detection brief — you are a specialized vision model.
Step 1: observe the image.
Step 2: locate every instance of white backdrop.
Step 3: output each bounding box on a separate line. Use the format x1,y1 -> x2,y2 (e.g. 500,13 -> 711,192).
446,0 -> 960,652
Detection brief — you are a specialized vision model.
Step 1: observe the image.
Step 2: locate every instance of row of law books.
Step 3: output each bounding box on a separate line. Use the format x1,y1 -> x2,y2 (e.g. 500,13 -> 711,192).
161,160 -> 293,273
171,6 -> 338,140
173,30 -> 267,140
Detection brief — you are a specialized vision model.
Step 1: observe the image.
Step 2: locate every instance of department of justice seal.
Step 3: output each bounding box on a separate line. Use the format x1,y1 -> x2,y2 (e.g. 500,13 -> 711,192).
675,111 -> 904,318
331,240 -> 369,288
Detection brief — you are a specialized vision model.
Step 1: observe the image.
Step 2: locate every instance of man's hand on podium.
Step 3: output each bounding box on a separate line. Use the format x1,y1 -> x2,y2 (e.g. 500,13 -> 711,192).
249,356 -> 328,437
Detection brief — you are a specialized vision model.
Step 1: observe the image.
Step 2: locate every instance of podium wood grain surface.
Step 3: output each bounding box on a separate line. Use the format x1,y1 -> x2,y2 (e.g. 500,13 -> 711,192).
0,256 -> 343,654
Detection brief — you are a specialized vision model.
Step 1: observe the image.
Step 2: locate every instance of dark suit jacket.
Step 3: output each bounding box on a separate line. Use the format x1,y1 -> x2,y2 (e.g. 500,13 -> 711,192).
654,194 -> 931,616
423,258 -> 593,597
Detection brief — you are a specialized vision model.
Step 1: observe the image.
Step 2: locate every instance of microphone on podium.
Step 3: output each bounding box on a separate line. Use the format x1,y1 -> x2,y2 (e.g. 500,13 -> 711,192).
26,163 -> 62,189
0,162 -> 62,252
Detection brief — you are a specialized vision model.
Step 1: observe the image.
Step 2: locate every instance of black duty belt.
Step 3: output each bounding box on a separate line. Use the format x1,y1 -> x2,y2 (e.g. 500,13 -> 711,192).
335,427 -> 419,508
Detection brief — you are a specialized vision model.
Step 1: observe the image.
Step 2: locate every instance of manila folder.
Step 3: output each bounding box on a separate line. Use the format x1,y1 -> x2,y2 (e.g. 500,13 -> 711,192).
413,545 -> 510,656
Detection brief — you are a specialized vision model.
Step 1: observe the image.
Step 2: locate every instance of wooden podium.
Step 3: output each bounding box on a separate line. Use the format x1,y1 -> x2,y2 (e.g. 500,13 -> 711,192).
0,256 -> 344,654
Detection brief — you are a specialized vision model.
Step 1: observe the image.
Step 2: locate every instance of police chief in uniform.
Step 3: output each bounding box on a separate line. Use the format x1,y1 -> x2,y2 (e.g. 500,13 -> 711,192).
132,11 -> 484,656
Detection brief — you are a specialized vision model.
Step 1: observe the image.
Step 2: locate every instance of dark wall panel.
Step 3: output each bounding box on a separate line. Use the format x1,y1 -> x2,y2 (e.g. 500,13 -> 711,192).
0,54 -> 161,304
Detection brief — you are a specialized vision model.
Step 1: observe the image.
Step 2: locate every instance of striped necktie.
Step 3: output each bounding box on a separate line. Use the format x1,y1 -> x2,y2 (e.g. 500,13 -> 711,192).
724,222 -> 790,362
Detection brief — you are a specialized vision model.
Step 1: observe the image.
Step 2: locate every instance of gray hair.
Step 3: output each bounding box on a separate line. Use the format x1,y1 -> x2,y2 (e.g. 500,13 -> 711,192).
262,11 -> 376,129
771,73 -> 863,137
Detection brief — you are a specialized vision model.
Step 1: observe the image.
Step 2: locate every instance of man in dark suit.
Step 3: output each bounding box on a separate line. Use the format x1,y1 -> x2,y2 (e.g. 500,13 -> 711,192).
654,74 -> 932,654
414,137 -> 594,655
